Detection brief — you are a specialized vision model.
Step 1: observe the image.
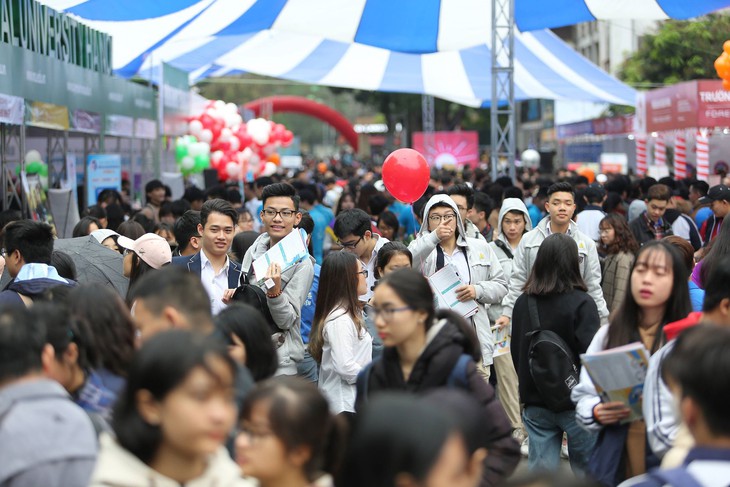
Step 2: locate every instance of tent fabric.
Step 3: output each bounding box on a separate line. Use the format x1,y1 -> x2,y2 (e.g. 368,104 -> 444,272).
47,1 -> 729,106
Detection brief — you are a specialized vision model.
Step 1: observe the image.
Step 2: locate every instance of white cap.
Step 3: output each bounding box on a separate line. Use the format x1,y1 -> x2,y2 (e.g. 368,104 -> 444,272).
117,233 -> 172,269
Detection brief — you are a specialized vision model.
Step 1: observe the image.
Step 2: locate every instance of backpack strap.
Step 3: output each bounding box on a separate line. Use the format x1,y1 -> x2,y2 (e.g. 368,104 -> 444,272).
436,245 -> 445,271
493,240 -> 514,260
649,467 -> 703,487
527,295 -> 541,330
446,354 -> 472,389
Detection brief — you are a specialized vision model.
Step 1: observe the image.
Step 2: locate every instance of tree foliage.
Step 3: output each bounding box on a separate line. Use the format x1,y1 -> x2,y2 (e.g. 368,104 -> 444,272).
620,14 -> 730,86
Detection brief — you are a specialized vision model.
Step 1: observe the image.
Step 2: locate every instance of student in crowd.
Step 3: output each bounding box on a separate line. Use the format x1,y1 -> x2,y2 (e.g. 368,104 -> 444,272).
296,211 -> 321,383
621,325 -> 730,487
664,236 -> 704,312
628,178 -> 657,223
628,184 -> 673,246
172,210 -> 202,257
599,214 -> 639,314
469,191 -> 495,243
51,251 -> 78,281
488,197 -> 532,448
358,269 -> 520,486
236,377 -> 345,487
84,205 -> 108,229
340,392 -> 481,487
89,330 -> 251,487
577,183 -> 607,243
215,304 -> 279,383
298,186 -> 334,265
663,195 -> 702,251
511,234 -> 600,473
118,233 -> 172,304
241,183 -> 314,376
154,222 -> 177,251
139,179 -> 166,224
692,212 -> 730,289
644,255 -> 730,466
497,182 -> 608,334
448,183 -> 486,242
308,252 -> 372,414
237,208 -> 256,234
409,194 -> 508,379
0,220 -> 76,306
172,199 -> 240,315
72,216 -> 102,238
688,180 -> 712,229
334,208 -> 389,301
116,220 -> 146,241
377,210 -> 400,242
91,228 -> 121,253
699,184 -> 730,247
573,241 -> 691,485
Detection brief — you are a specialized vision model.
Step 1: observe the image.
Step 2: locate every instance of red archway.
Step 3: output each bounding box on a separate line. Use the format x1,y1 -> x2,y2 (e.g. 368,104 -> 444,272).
244,96 -> 358,151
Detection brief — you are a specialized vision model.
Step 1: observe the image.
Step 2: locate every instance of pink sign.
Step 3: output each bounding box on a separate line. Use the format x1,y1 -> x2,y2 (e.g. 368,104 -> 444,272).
642,80 -> 730,132
412,131 -> 479,168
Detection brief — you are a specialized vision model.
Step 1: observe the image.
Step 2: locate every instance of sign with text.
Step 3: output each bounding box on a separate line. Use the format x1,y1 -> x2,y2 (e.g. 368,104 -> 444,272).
86,154 -> 121,207
639,80 -> 730,133
413,131 -> 479,168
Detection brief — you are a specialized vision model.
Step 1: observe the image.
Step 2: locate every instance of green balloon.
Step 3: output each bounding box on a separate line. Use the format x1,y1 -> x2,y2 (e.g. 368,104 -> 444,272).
176,142 -> 189,163
193,153 -> 210,172
27,161 -> 42,174
39,164 -> 48,177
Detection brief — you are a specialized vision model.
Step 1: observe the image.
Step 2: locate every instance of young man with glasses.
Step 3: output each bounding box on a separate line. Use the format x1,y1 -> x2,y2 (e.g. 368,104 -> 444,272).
408,194 -> 507,380
240,182 -> 314,376
334,208 -> 390,301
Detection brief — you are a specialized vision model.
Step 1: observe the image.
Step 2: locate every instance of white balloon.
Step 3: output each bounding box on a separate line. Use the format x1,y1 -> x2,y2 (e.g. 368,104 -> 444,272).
25,150 -> 42,163
188,143 -> 202,157
224,113 -> 239,128
225,102 -> 239,114
211,150 -> 224,164
521,149 -> 540,167
219,128 -> 233,143
249,153 -> 260,165
214,100 -> 226,110
229,137 -> 241,152
181,156 -> 195,171
188,119 -> 203,136
241,147 -> 253,161
200,129 -> 213,143
226,161 -> 241,178
262,161 -> 277,177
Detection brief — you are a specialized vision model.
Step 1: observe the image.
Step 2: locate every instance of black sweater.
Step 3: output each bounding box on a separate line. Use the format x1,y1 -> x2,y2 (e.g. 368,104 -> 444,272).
511,290 -> 600,408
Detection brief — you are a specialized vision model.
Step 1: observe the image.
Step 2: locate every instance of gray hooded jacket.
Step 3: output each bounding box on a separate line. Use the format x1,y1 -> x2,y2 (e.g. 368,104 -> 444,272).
408,195 -> 508,366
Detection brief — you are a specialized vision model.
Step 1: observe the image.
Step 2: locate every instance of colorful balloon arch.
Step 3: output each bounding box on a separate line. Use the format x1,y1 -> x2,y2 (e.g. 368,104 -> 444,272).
243,96 -> 359,151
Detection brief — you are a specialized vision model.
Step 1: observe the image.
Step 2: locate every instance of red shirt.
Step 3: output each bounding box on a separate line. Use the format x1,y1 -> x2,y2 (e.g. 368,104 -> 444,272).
663,312 -> 703,341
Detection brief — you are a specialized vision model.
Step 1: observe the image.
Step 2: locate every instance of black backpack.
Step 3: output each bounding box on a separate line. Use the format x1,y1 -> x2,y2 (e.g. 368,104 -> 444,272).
525,296 -> 580,412
230,265 -> 280,335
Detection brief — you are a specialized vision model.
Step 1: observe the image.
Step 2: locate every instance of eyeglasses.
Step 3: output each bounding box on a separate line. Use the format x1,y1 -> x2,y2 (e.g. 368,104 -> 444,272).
339,236 -> 363,249
262,208 -> 297,219
237,424 -> 274,444
428,213 -> 456,223
370,305 -> 412,321
358,269 -> 369,278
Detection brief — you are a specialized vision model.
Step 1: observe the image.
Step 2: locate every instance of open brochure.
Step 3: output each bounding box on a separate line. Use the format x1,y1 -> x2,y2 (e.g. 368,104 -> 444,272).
492,325 -> 511,357
580,342 -> 650,423
428,264 -> 478,319
252,228 -> 309,283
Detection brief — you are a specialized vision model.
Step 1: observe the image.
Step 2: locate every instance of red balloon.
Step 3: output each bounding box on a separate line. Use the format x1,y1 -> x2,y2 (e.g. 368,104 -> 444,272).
282,130 -> 294,145
382,149 -> 430,203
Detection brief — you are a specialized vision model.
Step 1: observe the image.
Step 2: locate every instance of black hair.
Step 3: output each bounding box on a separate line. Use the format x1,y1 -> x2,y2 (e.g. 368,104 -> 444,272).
215,304 -> 278,382
423,388 -> 490,454
702,255 -> 730,312
338,392 -> 459,487
126,252 -> 157,304
298,211 -> 315,256
0,306 -> 45,383
547,181 -> 575,199
97,189 -> 122,207
4,220 -> 54,264
472,191 -> 494,217
690,180 -> 709,196
255,176 -> 274,189
131,213 -> 155,233
51,251 -> 77,281
144,179 -> 164,201
158,201 -> 174,220
231,231 -> 260,263
606,241 -> 692,353
335,192 -> 355,215
129,267 -> 213,329
377,211 -> 399,236
72,216 -> 102,238
69,285 -> 136,377
639,177 -> 658,196
105,204 -> 125,232
524,233 -> 587,295
117,220 -> 146,241
36,301 -> 97,375
699,216 -> 730,287
368,194 -> 389,217
261,182 -> 300,210
501,473 -> 603,487
183,186 -> 206,204
447,183 -> 475,209
84,205 -> 107,221
662,324 -> 730,437
503,186 -> 523,200
113,330 -> 236,464
241,376 -> 347,482
226,187 -> 242,205
375,241 -> 412,278
200,198 -> 237,228
170,199 -> 192,218
299,188 -> 317,206
173,210 -> 201,254
334,208 -> 371,240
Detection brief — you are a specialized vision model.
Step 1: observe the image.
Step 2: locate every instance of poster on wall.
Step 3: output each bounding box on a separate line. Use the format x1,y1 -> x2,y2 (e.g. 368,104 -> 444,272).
87,154 -> 122,207
412,131 -> 479,169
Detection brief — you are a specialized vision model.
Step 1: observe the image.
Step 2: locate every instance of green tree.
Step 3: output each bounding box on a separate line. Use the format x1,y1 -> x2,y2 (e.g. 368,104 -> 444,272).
620,14 -> 730,86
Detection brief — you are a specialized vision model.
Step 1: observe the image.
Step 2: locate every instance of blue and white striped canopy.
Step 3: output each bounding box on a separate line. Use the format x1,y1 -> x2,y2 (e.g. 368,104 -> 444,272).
41,0 -> 727,106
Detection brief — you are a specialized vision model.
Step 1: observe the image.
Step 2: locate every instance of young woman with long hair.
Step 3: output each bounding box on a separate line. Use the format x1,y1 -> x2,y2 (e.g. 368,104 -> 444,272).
573,241 -> 692,485
511,233 -> 601,473
308,251 -> 371,414
694,213 -> 730,288
236,376 -> 346,487
599,214 -> 639,313
117,233 -> 172,303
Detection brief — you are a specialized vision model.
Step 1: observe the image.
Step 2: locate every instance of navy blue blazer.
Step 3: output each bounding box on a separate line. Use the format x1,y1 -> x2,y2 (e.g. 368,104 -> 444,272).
171,252 -> 242,289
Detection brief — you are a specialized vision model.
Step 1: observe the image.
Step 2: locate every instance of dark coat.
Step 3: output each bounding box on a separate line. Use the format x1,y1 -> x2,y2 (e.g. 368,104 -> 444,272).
0,276 -> 76,306
357,318 -> 520,487
171,252 -> 241,289
511,289 -> 600,408
628,214 -> 673,246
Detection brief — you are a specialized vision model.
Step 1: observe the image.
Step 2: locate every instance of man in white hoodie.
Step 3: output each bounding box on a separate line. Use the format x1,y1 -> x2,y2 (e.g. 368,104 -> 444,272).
408,194 -> 508,379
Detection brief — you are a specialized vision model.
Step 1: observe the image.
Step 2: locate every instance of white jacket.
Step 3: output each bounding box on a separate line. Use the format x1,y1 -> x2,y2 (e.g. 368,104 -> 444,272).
643,341 -> 680,458
89,433 -> 254,487
572,325 -> 609,432
501,216 -> 609,321
408,195 -> 508,366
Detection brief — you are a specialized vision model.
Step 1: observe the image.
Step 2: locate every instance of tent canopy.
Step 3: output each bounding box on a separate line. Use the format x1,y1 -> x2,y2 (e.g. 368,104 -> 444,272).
43,0 -> 725,106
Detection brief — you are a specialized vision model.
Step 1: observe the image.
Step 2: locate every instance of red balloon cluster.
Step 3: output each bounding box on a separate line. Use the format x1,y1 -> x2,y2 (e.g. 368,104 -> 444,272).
187,100 -> 294,181
715,41 -> 730,90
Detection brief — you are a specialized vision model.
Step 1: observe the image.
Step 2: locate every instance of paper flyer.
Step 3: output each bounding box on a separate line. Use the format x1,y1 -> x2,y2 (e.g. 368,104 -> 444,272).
492,325 -> 511,357
428,264 -> 478,319
252,228 -> 309,283
580,342 -> 650,423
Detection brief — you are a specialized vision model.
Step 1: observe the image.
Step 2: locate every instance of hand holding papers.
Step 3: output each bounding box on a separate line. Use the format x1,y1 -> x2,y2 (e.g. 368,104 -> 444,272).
492,325 -> 511,357
428,265 -> 478,319
252,229 -> 309,284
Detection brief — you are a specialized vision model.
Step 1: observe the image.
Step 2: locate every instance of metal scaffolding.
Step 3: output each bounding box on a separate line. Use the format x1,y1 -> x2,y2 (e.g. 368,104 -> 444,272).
421,94 -> 435,165
491,0 -> 516,182
1,124 -> 25,213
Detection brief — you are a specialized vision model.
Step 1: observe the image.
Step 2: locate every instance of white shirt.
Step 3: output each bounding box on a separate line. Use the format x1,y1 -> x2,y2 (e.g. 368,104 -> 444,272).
318,308 -> 372,414
441,245 -> 470,284
360,235 -> 390,301
200,249 -> 230,316
577,208 -> 606,242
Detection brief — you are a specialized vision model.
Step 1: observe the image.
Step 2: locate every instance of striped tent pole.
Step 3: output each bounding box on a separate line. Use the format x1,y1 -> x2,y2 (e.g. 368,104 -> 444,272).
696,130 -> 710,182
636,135 -> 648,176
654,134 -> 666,167
674,132 -> 687,180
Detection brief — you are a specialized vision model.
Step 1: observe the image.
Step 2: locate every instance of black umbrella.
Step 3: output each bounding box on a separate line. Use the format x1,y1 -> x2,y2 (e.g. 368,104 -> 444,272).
54,235 -> 128,296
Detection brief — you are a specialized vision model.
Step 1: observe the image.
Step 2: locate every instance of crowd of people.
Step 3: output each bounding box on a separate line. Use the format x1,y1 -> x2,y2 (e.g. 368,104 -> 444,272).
1,160 -> 730,487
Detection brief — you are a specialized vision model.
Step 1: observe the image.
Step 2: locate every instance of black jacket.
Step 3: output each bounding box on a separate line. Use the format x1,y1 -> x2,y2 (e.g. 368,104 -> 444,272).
628,213 -> 673,246
511,290 -> 600,408
171,251 -> 241,288
357,319 -> 520,487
